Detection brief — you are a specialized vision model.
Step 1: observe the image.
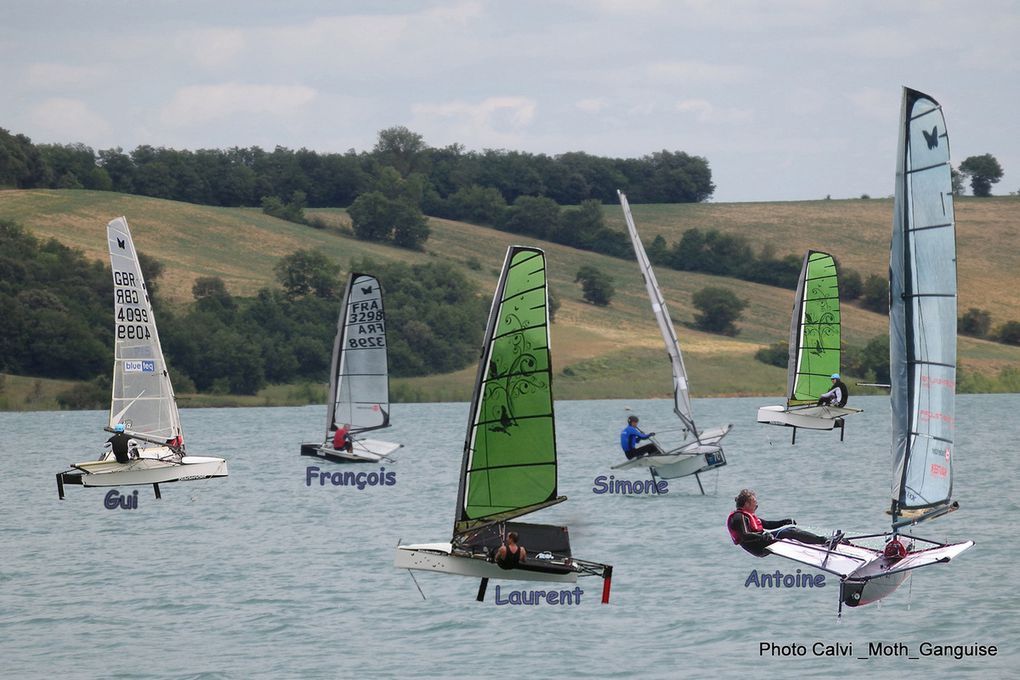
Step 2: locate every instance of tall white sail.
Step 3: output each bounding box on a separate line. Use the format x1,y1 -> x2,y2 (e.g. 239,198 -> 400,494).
889,88 -> 957,521
107,217 -> 182,445
327,273 -> 390,435
618,191 -> 697,435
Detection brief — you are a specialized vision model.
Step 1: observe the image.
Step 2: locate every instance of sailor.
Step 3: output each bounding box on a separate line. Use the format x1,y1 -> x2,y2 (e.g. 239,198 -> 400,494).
817,373 -> 849,407
727,489 -> 830,556
106,423 -> 132,464
620,415 -> 658,459
332,424 -> 353,453
495,531 -> 527,570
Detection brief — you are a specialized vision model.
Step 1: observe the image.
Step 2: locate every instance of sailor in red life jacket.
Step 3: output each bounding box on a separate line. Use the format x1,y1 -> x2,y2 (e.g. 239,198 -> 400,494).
727,489 -> 830,556
332,424 -> 353,453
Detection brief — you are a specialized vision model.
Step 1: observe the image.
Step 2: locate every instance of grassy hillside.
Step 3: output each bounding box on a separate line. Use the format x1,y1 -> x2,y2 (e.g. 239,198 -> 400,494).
1,188 -> 1018,406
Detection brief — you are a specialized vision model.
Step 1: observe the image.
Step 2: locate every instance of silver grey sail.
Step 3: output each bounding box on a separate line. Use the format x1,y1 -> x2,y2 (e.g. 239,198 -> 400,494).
618,190 -> 697,435
107,217 -> 182,444
889,88 -> 957,521
327,273 -> 390,435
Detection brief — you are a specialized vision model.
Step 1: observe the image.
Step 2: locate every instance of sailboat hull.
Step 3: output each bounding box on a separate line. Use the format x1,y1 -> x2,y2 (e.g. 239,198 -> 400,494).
611,426 -> 729,478
299,438 -> 401,463
394,543 -> 577,583
61,455 -> 228,488
757,404 -> 861,430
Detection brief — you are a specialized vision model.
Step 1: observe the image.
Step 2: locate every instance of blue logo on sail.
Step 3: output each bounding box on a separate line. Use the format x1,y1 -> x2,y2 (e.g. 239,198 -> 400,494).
124,360 -> 156,373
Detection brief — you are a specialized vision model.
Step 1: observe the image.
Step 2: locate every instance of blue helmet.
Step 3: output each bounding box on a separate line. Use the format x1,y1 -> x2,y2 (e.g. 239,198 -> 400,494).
114,423 -> 125,433
831,373 -> 840,380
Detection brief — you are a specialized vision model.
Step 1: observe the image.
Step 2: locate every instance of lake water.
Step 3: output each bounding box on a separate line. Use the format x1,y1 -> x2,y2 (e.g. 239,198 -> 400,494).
1,395 -> 1016,679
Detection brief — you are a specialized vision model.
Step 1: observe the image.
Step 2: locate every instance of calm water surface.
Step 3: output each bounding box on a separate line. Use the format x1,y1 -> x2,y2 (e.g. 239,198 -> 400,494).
1,395 -> 1016,678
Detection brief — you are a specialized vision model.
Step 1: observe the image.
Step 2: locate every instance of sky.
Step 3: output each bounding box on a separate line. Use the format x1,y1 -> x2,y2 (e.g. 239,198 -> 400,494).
2,0 -> 1018,202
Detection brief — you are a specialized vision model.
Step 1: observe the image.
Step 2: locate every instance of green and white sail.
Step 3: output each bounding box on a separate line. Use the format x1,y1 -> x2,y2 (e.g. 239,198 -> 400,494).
454,247 -> 563,534
326,272 -> 390,436
787,251 -> 841,406
107,217 -> 182,445
890,87 -> 958,522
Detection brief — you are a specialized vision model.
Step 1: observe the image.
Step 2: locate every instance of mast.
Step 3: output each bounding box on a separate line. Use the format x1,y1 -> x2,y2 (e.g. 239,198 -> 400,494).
327,273 -> 390,436
453,247 -> 564,535
889,87 -> 958,528
107,217 -> 182,447
618,191 -> 698,437
787,251 -> 840,406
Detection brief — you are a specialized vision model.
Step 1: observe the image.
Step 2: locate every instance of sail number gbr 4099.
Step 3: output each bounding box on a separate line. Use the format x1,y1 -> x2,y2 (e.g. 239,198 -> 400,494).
114,270 -> 152,340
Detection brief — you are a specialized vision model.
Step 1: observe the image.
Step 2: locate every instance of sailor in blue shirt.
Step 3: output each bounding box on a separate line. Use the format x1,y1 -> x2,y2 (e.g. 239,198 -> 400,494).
620,415 -> 659,459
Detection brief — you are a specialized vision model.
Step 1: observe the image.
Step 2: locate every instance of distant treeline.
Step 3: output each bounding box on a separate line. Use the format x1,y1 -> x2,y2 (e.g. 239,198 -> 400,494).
0,125 -> 714,209
0,220 -> 488,406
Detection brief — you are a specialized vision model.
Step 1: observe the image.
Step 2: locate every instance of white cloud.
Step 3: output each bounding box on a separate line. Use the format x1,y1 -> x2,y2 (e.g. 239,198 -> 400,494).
646,60 -> 749,84
413,96 -> 536,130
675,98 -> 753,124
159,83 -> 318,127
176,28 -> 246,70
28,98 -> 112,142
575,98 -> 608,114
24,63 -> 105,90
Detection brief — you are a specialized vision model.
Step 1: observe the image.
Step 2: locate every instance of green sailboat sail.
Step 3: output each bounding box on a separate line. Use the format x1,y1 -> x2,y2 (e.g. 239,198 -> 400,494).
787,251 -> 841,406
454,247 -> 563,533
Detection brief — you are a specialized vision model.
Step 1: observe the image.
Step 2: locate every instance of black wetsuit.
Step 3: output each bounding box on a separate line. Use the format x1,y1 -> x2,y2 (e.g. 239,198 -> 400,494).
727,513 -> 827,557
107,432 -> 131,464
818,380 -> 849,407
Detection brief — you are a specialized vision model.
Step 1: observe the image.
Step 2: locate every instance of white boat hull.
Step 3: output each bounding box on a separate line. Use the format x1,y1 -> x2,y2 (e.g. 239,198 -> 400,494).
68,454 -> 227,487
300,438 -> 402,463
756,404 -> 861,430
612,424 -> 730,478
394,543 -> 577,583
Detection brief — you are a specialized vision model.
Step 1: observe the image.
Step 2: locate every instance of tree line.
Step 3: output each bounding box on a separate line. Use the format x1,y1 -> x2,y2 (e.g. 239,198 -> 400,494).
0,125 -> 714,208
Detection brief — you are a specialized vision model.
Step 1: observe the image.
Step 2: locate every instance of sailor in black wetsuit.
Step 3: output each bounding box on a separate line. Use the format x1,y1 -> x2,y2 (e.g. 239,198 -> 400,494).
726,489 -> 830,556
817,374 -> 849,407
495,531 -> 527,570
106,423 -> 132,464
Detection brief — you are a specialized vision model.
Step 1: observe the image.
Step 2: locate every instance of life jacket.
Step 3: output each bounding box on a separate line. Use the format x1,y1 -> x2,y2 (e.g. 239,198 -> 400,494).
727,509 -> 763,544
333,427 -> 349,450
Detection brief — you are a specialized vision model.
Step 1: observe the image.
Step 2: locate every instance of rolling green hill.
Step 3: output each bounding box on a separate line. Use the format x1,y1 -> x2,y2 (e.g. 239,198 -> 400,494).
1,188 -> 1018,406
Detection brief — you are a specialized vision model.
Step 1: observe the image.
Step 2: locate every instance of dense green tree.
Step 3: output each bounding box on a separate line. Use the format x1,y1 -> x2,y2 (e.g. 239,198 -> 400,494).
502,195 -> 560,239
691,286 -> 747,335
841,269 -> 863,300
959,154 -> 1003,197
958,307 -> 992,338
996,321 -> 1020,346
274,249 -> 339,299
373,126 -> 428,177
575,265 -> 615,306
859,274 -> 889,314
755,341 -> 789,368
349,191 -> 394,242
390,201 -> 430,250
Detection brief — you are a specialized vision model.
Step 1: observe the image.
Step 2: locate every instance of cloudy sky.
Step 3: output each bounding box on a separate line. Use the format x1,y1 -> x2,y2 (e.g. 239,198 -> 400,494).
2,0 -> 1017,202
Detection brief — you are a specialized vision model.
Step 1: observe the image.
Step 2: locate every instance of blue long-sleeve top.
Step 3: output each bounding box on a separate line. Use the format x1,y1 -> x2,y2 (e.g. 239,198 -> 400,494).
620,424 -> 650,453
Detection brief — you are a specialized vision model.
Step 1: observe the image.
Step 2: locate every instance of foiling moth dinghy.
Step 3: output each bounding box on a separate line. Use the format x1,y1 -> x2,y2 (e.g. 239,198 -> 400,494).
610,191 -> 730,494
756,250 -> 861,443
56,217 -> 227,499
767,88 -> 972,613
394,246 -> 613,602
299,272 -> 401,463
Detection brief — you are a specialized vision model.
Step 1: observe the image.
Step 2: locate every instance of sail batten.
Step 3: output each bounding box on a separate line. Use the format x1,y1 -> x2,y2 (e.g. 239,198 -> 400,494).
455,247 -> 558,533
889,87 -> 957,525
